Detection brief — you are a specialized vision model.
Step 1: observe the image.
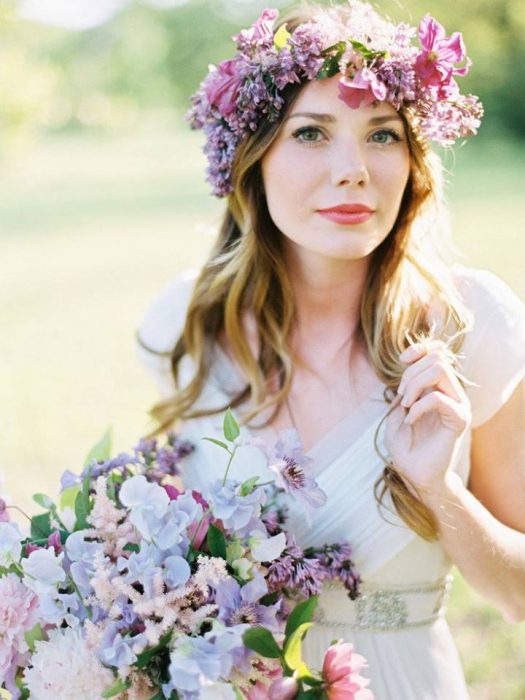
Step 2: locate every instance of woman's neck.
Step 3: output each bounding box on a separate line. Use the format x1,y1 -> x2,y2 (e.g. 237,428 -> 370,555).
286,248 -> 370,344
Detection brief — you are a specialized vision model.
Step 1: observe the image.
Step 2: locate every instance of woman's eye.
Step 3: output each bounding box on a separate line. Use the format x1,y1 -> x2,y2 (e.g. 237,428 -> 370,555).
370,128 -> 402,145
292,126 -> 324,144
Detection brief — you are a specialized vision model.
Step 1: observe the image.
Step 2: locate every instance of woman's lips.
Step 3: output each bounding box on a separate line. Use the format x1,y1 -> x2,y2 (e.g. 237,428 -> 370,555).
316,204 -> 374,225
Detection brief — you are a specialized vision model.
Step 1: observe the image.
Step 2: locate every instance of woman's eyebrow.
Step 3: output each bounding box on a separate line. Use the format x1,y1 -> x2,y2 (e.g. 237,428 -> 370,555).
285,112 -> 335,123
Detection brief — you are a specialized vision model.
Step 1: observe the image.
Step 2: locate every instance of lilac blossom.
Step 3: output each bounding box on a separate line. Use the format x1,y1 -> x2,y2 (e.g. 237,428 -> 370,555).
267,536 -> 325,597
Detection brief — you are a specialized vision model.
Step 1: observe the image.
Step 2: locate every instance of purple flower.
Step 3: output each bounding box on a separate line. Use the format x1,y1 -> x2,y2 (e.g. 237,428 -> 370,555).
207,480 -> 265,536
163,624 -> 244,696
268,429 -> 327,516
234,8 -> 279,51
215,570 -> 280,631
308,543 -> 361,600
204,59 -> 245,117
267,536 -> 325,597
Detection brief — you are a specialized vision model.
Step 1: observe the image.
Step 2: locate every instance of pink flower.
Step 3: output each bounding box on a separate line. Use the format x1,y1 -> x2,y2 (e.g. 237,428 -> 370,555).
268,676 -> 299,700
0,498 -> 9,523
163,484 -> 181,501
204,58 -> 245,117
322,641 -> 374,700
415,15 -> 470,93
338,68 -> 387,109
235,8 -> 279,47
0,574 -> 39,682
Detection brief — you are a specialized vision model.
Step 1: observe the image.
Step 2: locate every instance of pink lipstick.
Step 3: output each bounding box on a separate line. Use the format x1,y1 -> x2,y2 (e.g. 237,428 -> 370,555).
316,203 -> 374,225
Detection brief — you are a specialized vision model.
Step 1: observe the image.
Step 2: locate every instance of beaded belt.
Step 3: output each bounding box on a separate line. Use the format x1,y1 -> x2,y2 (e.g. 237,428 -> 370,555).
313,575 -> 453,632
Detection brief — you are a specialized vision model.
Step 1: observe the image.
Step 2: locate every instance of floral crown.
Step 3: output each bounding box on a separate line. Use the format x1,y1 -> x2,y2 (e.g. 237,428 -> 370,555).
187,1 -> 483,197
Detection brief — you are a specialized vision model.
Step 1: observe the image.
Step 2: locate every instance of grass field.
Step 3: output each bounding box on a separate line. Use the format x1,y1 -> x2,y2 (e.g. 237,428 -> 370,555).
1,119 -> 524,698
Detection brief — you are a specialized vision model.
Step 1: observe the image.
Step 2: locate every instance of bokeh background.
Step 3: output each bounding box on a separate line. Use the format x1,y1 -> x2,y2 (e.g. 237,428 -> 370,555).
1,0 -> 524,696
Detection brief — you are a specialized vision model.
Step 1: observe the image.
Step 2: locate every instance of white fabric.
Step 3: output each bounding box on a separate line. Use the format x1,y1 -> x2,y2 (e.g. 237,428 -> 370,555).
136,264 -> 525,700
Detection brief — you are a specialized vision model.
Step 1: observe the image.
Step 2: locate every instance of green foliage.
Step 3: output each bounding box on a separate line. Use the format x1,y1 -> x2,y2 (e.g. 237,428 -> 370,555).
283,622 -> 315,679
102,677 -> 131,698
74,471 -> 93,530
83,428 -> 112,467
207,524 -> 227,559
243,626 -> 282,659
30,512 -> 52,539
285,595 -> 318,639
223,408 -> 240,442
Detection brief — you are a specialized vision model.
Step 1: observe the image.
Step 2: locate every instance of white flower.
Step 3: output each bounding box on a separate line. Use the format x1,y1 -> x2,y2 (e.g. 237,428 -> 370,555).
200,680 -> 238,699
0,522 -> 23,567
249,530 -> 286,562
22,548 -> 65,592
23,627 -> 114,700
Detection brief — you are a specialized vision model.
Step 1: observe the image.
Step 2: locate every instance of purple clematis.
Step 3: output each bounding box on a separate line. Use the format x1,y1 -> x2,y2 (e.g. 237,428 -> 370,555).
215,570 -> 280,632
267,429 -> 327,517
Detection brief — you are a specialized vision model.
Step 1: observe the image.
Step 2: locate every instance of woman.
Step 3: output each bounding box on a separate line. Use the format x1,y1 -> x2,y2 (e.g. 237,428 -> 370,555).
136,2 -> 525,697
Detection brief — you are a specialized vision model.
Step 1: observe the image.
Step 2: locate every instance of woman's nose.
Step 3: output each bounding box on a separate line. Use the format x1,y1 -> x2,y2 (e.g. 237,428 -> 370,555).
330,143 -> 370,188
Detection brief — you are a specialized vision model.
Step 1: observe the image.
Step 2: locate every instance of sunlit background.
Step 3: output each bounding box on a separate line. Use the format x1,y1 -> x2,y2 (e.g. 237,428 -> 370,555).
1,1 -> 524,697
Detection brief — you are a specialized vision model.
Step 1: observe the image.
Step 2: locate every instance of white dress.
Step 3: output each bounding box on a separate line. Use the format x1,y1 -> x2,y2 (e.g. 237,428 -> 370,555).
136,265 -> 525,700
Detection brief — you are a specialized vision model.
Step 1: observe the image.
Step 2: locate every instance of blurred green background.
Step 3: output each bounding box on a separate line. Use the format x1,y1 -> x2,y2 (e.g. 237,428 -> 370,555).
1,1 -> 524,697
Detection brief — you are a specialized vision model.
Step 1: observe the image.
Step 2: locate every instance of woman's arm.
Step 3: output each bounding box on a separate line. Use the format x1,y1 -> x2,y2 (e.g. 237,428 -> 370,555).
423,378 -> 525,623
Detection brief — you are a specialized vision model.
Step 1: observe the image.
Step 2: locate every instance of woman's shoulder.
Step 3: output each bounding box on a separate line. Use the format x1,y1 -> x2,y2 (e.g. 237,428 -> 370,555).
135,269 -> 198,398
137,269 -> 198,354
451,263 -> 524,317
450,264 -> 525,428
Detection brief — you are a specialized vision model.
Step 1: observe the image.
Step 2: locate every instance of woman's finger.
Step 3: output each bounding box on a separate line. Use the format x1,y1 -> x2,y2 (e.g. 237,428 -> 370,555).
399,361 -> 464,408
404,389 -> 471,430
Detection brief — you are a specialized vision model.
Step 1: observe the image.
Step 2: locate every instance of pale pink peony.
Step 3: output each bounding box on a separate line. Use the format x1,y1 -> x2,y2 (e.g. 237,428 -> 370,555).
0,574 -> 39,682
23,627 -> 114,699
322,641 -> 374,700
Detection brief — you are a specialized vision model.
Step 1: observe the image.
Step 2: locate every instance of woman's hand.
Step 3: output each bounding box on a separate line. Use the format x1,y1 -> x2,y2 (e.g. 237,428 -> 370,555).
384,340 -> 471,496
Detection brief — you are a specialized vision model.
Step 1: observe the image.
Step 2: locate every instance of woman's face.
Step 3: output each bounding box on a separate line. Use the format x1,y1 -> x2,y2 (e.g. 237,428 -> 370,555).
261,75 -> 411,264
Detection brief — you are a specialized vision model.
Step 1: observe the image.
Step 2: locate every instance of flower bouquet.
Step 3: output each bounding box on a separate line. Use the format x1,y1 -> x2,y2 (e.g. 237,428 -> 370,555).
0,410 -> 373,699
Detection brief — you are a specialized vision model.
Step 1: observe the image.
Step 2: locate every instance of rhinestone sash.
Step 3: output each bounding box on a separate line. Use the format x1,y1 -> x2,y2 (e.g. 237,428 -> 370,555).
313,575 -> 453,632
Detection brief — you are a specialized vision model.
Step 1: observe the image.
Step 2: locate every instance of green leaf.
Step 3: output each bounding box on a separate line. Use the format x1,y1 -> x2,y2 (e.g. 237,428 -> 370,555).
223,408 -> 240,442
285,595 -> 319,640
59,484 -> 81,511
207,524 -> 227,559
283,622 -> 314,679
83,427 -> 112,468
24,623 -> 44,652
102,677 -> 131,698
32,493 -> 54,509
295,690 -> 320,699
148,693 -> 165,700
30,512 -> 51,539
243,626 -> 282,659
316,55 -> 341,80
202,437 -> 230,451
136,631 -> 172,669
123,542 -> 140,553
74,471 -> 92,530
239,476 -> 259,496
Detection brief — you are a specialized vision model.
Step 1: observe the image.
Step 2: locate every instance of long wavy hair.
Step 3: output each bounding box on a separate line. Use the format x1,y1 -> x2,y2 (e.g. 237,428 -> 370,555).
143,5 -> 475,541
